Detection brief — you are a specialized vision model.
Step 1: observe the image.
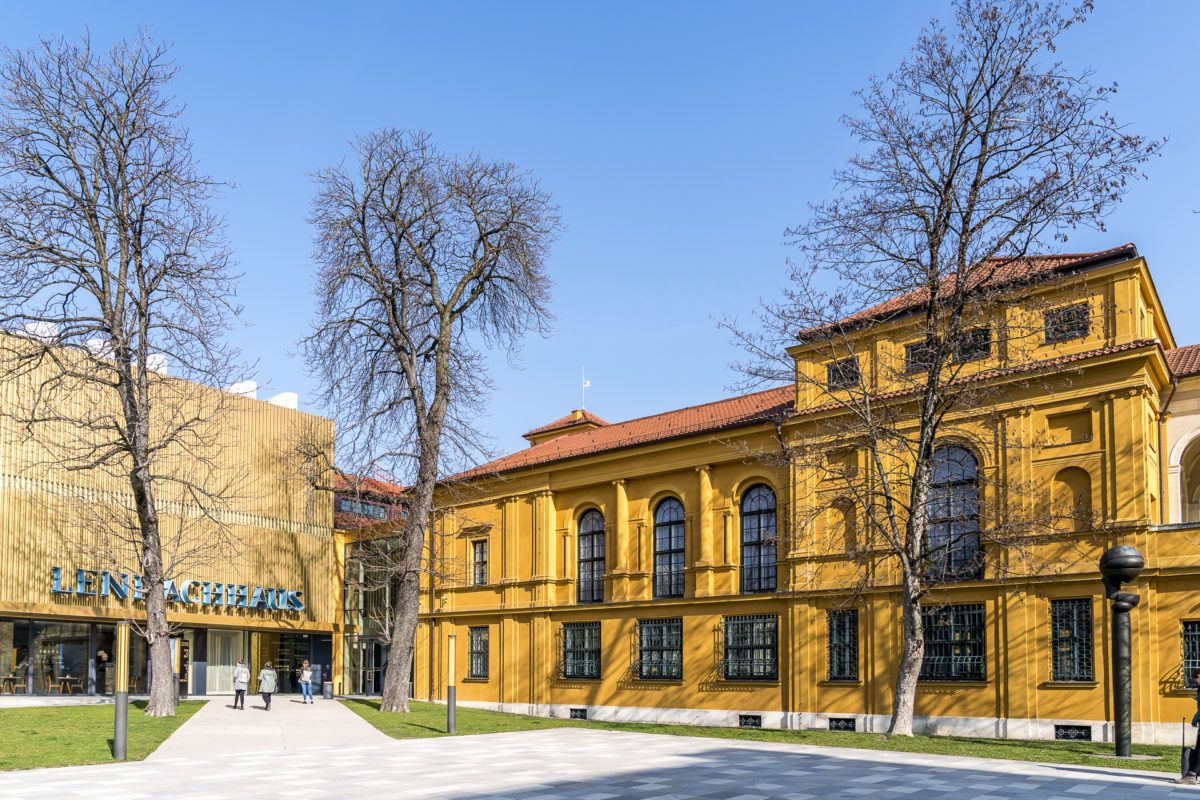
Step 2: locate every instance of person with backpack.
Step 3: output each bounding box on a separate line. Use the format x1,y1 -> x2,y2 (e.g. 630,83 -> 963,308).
257,661 -> 278,711
299,659 -> 314,704
232,659 -> 250,710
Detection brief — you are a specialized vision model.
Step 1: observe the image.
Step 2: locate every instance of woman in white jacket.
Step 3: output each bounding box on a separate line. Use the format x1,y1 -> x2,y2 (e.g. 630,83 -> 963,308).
232,659 -> 250,710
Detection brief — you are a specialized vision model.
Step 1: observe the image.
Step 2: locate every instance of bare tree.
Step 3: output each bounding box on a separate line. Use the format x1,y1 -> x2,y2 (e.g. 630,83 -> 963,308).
0,33 -> 243,716
727,0 -> 1162,735
303,128 -> 559,712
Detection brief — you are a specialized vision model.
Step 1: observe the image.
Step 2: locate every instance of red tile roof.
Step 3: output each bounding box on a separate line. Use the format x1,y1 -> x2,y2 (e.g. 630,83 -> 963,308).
524,409 -> 610,438
333,472 -> 406,497
1167,344 -> 1200,377
450,338 -> 1160,483
450,385 -> 794,481
815,244 -> 1138,336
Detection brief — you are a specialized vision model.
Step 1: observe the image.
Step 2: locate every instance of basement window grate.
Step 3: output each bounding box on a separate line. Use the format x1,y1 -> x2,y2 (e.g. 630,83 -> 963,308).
1054,724 -> 1092,741
569,708 -> 588,720
829,718 -> 856,732
738,714 -> 762,728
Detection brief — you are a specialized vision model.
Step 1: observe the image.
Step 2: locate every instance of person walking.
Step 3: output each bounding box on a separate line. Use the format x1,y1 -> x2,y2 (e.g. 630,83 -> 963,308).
232,659 -> 250,710
1175,668 -> 1200,784
257,661 -> 278,711
299,659 -> 314,704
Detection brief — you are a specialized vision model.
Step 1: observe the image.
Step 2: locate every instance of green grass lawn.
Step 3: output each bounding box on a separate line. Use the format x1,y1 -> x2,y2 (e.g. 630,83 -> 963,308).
0,700 -> 203,771
343,699 -> 1179,774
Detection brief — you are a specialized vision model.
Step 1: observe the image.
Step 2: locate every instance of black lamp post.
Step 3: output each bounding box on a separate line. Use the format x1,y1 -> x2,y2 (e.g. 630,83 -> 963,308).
1098,545 -> 1144,758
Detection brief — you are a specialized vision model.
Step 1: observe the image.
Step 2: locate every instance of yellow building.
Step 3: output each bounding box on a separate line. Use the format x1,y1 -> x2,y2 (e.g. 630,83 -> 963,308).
415,244 -> 1200,744
0,356 -> 339,698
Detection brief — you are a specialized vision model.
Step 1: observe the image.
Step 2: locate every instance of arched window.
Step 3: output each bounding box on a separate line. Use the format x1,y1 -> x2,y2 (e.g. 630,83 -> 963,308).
577,510 -> 605,604
740,485 -> 777,593
1182,437 -> 1200,523
653,498 -> 685,598
927,446 -> 981,580
832,498 -> 857,553
1052,468 -> 1092,533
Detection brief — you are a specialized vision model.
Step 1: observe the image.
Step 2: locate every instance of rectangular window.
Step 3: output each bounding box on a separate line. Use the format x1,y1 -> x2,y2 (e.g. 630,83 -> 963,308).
953,327 -> 991,362
905,339 -> 937,374
1184,621 -> 1200,687
337,498 -> 390,519
561,621 -> 601,679
723,614 -> 778,681
1045,303 -> 1089,343
467,626 -> 489,679
471,540 -> 488,586
827,609 -> 858,681
919,603 -> 986,682
638,618 -> 683,680
1050,599 -> 1093,682
826,357 -> 860,390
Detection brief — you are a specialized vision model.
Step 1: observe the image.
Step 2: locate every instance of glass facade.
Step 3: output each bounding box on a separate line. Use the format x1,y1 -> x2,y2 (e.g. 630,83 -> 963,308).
0,618 -> 149,695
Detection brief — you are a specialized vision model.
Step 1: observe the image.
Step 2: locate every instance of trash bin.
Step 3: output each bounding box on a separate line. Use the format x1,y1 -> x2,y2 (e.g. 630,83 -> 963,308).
322,681 -> 333,700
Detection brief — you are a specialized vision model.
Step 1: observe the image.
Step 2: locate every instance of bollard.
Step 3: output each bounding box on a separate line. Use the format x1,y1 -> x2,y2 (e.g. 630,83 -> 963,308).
447,634 -> 456,734
113,621 -> 130,760
1099,545 -> 1144,758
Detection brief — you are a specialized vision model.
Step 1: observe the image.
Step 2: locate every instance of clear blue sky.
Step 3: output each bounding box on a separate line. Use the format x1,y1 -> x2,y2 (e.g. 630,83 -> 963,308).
5,3 -> 1199,467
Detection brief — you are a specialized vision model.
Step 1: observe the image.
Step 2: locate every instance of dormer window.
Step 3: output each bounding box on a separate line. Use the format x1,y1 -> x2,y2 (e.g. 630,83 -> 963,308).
826,357 -> 860,390
1045,304 -> 1089,343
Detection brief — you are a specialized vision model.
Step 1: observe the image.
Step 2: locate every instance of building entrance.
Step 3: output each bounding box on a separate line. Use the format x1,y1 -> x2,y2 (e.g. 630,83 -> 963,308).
205,629 -> 246,694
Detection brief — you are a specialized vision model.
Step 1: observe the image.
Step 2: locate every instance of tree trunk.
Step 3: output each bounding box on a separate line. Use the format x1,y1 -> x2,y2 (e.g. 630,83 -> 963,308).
131,441 -> 175,716
379,567 -> 421,712
143,584 -> 175,716
887,569 -> 924,735
379,422 -> 442,713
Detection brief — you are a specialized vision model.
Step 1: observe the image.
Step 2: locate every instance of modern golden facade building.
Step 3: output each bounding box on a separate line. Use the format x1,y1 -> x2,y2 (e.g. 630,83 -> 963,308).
415,244 -> 1200,744
0,362 -> 340,699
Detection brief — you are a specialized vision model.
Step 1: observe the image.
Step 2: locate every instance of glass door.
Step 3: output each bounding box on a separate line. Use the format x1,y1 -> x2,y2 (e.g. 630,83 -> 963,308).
206,630 -> 243,694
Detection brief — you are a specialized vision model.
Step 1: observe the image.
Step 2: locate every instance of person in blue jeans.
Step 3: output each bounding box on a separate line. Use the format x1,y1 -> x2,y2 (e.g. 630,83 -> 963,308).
1175,668 -> 1200,784
299,659 -> 314,704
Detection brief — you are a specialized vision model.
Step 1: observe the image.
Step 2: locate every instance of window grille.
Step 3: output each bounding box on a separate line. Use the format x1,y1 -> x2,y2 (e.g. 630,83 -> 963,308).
1054,724 -> 1092,741
953,327 -> 991,362
827,609 -> 858,681
829,718 -> 856,732
560,621 -> 601,679
722,615 -> 778,681
740,485 -> 777,593
577,510 -> 605,604
1045,303 -> 1089,343
1184,621 -> 1200,686
1050,599 -> 1093,682
569,707 -> 588,720
905,338 -> 938,374
826,357 -> 860,390
738,714 -> 762,728
653,499 -> 685,598
926,446 -> 982,581
919,603 -> 986,682
471,540 -> 488,586
467,626 -> 489,679
636,618 -> 683,680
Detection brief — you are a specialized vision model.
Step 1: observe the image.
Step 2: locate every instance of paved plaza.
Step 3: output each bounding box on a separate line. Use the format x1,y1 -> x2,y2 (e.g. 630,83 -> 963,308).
0,702 -> 1194,800
149,694 -> 389,759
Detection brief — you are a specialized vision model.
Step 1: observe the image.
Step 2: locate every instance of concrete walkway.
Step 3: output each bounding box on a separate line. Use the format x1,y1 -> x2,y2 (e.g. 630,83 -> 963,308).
148,695 -> 390,759
0,725 -> 1188,799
